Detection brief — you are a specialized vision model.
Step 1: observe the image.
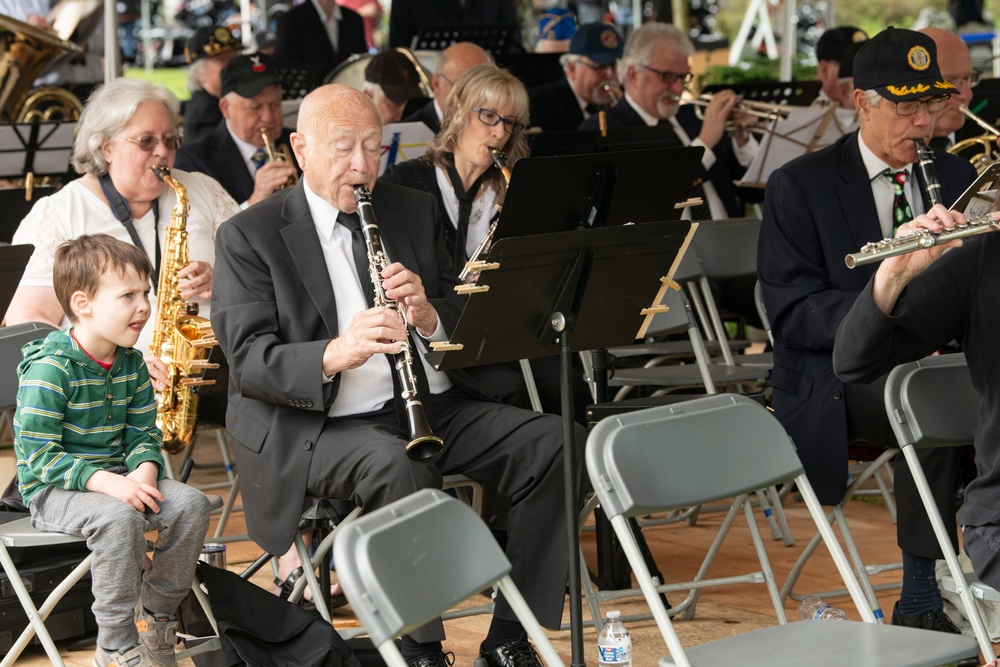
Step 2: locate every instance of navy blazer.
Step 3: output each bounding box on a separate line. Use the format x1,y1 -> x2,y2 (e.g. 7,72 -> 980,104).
388,0 -> 521,49
274,1 -> 367,75
758,131 -> 976,503
401,100 -> 441,134
579,98 -> 748,217
174,121 -> 297,204
529,78 -> 585,133
211,181 -> 493,554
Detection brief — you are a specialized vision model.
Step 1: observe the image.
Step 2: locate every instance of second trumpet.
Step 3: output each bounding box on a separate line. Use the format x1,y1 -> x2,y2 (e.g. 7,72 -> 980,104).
260,127 -> 298,190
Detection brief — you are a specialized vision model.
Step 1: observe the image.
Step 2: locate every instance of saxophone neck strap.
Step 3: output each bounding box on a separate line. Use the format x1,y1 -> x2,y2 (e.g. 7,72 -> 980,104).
99,172 -> 162,293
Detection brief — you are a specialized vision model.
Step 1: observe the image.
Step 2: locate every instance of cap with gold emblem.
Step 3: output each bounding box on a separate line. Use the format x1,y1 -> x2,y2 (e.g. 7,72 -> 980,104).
815,26 -> 868,63
185,25 -> 241,64
853,27 -> 957,102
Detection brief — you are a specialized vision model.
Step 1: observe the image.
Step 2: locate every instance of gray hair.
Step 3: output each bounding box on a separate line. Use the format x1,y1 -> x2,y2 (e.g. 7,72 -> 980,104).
619,22 -> 693,82
862,89 -> 881,108
559,52 -> 582,71
71,78 -> 180,175
187,58 -> 207,92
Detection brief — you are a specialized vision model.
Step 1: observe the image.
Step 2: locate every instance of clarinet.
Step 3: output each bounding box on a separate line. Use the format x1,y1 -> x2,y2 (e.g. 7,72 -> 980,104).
915,138 -> 943,207
353,185 -> 444,460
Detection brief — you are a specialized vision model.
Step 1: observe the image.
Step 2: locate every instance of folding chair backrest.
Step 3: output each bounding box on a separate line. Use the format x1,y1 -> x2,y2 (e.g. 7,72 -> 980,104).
689,218 -> 761,278
587,394 -> 802,517
333,489 -> 511,646
753,281 -> 773,345
885,354 -> 979,448
644,285 -> 696,337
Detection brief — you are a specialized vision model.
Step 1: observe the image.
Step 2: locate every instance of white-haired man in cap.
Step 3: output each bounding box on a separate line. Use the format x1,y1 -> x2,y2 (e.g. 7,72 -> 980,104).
176,54 -> 298,207
402,42 -> 493,134
759,27 -> 980,639
183,26 -> 242,144
528,22 -> 624,132
363,50 -> 425,125
812,26 -> 868,109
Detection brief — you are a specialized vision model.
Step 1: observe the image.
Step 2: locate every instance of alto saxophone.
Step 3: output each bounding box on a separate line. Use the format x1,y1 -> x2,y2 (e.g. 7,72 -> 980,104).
353,185 -> 444,460
458,148 -> 509,284
150,165 -> 219,453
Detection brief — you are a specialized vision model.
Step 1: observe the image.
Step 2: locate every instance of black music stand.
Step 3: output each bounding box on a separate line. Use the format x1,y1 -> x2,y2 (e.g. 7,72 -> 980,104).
412,24 -> 520,55
0,122 -> 74,182
494,52 -> 564,88
0,186 -> 56,243
529,125 -> 682,158
427,221 -> 696,666
275,63 -> 327,100
701,79 -> 822,106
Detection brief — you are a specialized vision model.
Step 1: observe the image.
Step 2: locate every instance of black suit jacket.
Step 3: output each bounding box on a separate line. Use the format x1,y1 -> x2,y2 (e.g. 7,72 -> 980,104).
183,89 -> 223,146
211,181 -> 491,554
579,99 -> 748,217
528,78 -> 584,133
401,100 -> 441,134
757,131 -> 976,504
174,122 -> 297,204
274,1 -> 367,75
388,0 -> 521,49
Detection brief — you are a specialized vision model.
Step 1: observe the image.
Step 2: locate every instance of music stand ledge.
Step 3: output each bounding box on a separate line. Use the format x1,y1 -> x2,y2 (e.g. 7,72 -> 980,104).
427,220 -> 696,666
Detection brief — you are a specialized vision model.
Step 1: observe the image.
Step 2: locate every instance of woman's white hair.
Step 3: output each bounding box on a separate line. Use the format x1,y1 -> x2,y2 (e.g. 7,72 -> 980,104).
71,78 -> 180,175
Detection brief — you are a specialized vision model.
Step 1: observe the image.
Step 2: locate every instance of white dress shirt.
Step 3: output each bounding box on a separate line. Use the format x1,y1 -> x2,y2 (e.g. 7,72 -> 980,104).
858,132 -> 926,239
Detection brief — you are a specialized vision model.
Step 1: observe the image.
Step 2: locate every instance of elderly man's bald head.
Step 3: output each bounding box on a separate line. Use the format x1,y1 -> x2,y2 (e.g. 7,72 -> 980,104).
291,84 -> 382,213
434,43 -> 493,102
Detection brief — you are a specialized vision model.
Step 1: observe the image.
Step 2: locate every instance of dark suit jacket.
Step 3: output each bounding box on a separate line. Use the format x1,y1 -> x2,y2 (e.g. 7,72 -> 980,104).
579,99 -> 748,217
274,1 -> 367,76
757,131 -> 976,504
528,77 -> 584,133
174,122 -> 297,204
211,181 -> 491,554
183,89 -> 223,146
388,0 -> 521,50
401,99 -> 441,134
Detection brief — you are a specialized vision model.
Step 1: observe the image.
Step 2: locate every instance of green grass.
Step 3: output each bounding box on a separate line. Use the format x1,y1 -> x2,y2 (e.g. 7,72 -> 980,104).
123,65 -> 191,102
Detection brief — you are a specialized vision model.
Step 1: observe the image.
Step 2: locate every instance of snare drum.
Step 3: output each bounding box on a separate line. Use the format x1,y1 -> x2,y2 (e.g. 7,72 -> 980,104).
324,48 -> 439,98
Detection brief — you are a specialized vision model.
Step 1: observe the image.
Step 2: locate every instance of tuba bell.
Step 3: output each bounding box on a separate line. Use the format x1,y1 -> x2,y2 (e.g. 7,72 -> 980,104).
0,13 -> 83,121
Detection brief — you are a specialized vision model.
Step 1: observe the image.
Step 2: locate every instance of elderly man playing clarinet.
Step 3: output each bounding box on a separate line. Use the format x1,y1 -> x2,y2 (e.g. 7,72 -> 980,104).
758,26 -> 979,635
211,83 -> 583,667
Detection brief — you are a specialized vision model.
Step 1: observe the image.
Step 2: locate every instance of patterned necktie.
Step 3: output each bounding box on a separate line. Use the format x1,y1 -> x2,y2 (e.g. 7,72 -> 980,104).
251,148 -> 268,172
884,169 -> 913,234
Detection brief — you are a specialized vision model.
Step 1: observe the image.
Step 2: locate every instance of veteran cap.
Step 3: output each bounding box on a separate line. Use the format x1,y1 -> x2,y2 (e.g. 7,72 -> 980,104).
221,54 -> 281,98
569,22 -> 623,66
185,25 -> 241,64
815,26 -> 868,63
853,27 -> 957,102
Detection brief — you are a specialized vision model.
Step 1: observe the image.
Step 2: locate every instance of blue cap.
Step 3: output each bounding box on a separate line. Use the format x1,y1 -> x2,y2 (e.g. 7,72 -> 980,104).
569,23 -> 623,66
537,7 -> 577,43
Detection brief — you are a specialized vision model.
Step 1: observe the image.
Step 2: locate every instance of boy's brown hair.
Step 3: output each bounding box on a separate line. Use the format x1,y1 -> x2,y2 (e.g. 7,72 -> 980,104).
53,234 -> 152,323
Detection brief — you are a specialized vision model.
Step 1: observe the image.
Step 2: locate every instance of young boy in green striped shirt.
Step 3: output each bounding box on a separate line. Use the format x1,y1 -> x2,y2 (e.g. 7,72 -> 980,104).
14,234 -> 211,667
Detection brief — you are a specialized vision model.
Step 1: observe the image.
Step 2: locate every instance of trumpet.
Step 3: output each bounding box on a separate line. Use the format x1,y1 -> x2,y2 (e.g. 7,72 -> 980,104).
948,105 -> 1000,174
458,148 -> 508,284
259,127 -> 298,190
675,93 -> 792,132
845,214 -> 1000,268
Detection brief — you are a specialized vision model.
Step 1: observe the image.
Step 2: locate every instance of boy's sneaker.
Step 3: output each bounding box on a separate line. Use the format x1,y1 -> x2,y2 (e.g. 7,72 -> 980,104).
93,643 -> 154,667
135,608 -> 178,666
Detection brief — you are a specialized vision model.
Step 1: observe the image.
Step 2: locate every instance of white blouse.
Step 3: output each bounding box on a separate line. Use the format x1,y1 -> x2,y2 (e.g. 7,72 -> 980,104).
434,166 -> 499,260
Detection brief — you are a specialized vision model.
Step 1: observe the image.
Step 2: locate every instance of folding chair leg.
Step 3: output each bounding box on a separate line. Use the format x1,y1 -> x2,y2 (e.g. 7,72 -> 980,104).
679,495 -> 746,620
902,445 -> 997,660
832,505 -> 886,621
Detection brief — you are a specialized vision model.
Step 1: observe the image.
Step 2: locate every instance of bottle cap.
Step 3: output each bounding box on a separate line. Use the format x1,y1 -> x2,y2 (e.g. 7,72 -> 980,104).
607,610 -> 621,619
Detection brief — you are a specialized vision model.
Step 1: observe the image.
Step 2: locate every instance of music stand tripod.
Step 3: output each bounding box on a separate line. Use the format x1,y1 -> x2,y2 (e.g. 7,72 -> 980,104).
427,220 -> 696,666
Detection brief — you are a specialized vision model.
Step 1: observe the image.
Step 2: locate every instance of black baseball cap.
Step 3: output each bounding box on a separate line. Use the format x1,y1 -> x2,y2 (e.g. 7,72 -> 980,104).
853,27 -> 957,102
815,26 -> 868,63
185,25 -> 241,64
569,22 -> 623,66
221,54 -> 281,98
838,41 -> 866,79
364,50 -> 423,104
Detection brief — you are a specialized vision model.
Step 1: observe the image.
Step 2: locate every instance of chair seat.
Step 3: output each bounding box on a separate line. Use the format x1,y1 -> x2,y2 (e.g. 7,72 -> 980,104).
659,621 -> 978,667
942,573 -> 1000,602
0,517 -> 87,548
609,339 -> 751,359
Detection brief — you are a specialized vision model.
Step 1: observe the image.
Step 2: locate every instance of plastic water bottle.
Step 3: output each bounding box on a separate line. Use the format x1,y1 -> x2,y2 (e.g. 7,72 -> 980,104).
797,596 -> 848,620
598,610 -> 632,666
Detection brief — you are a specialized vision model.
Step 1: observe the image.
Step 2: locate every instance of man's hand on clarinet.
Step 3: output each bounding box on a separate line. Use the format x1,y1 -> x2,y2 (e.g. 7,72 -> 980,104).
323,307 -> 408,376
381,262 -> 438,336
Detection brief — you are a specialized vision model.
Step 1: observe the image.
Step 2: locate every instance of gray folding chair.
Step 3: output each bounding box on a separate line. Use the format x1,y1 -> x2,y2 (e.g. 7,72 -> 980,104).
334,488 -> 563,667
885,353 -> 997,660
586,394 -> 979,667
0,496 -> 224,667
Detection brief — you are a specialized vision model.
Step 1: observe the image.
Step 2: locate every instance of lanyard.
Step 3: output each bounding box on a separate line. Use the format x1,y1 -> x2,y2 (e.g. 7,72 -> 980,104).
99,173 -> 161,292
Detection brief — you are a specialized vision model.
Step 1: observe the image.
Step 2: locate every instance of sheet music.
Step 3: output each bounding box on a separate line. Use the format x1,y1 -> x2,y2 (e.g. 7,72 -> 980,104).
738,106 -> 859,188
0,122 -> 75,178
379,121 -> 434,175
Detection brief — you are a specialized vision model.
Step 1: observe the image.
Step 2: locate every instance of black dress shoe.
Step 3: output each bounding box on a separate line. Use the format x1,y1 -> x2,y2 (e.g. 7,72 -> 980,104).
479,636 -> 541,667
891,601 -> 962,633
406,652 -> 454,667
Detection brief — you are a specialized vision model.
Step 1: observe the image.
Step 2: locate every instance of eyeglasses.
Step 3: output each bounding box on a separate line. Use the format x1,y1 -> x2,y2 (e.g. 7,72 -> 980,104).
893,95 -> 950,117
949,70 -> 982,89
579,59 -> 616,74
472,107 -> 524,134
117,134 -> 183,151
640,64 -> 694,86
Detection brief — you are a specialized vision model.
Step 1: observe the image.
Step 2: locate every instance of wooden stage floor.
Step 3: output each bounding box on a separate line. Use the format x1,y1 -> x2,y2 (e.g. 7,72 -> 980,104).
4,432 -> 994,666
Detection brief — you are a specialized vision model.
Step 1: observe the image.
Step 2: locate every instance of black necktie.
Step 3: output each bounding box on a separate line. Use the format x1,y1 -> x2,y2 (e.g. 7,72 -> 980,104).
337,211 -> 375,307
585,103 -> 600,115
688,177 -> 713,220
445,161 -> 484,276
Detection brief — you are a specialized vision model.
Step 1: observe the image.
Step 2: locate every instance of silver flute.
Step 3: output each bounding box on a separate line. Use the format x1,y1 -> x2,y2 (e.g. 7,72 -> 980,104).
353,185 -> 444,460
845,215 -> 1000,268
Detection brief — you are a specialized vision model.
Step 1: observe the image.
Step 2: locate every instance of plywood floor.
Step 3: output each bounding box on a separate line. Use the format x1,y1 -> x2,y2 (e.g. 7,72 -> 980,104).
3,432 -> 994,666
